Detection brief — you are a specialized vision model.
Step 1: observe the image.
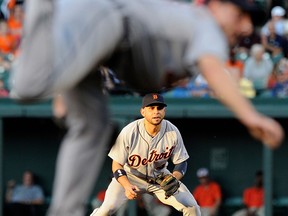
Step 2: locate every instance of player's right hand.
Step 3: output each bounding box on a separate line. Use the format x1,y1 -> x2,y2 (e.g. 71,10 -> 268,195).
124,185 -> 140,200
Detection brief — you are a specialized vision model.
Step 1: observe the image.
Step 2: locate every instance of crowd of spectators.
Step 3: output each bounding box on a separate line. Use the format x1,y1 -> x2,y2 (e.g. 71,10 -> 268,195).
191,168 -> 264,216
0,0 -> 23,98
0,1 -> 288,99
164,4 -> 288,99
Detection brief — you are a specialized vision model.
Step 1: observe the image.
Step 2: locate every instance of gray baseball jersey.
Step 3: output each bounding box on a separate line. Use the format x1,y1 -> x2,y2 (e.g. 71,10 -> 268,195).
109,118 -> 189,179
92,118 -> 200,216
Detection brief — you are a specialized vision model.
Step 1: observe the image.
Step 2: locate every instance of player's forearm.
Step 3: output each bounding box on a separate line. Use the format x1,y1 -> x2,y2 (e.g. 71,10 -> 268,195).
112,161 -> 139,199
199,55 -> 258,124
112,161 -> 132,189
117,175 -> 133,189
172,171 -> 183,181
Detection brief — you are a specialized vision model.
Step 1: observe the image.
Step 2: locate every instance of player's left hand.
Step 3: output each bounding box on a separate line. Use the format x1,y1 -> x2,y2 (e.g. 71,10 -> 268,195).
156,174 -> 180,199
124,185 -> 140,200
242,113 -> 284,149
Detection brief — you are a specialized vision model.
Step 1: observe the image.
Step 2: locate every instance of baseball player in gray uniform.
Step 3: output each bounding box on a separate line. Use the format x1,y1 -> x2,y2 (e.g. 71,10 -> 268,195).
10,0 -> 284,216
90,93 -> 200,216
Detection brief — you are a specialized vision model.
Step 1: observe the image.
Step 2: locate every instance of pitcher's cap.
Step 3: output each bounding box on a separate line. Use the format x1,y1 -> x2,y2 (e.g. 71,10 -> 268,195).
228,0 -> 267,26
142,93 -> 167,108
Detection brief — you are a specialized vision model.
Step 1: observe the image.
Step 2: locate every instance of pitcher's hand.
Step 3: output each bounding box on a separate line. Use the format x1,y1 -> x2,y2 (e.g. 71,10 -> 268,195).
242,113 -> 284,149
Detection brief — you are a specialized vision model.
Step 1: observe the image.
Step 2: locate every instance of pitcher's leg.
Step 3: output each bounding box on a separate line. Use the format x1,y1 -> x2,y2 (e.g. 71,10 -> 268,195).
52,0 -> 124,94
11,0 -> 123,99
47,72 -> 112,216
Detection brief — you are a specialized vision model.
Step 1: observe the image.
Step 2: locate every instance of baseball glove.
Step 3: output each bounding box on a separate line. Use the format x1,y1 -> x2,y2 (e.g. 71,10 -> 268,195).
155,174 -> 180,199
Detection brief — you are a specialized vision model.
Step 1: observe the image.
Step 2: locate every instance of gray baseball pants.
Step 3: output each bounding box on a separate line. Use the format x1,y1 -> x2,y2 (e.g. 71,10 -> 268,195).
11,0 -> 123,216
91,175 -> 201,216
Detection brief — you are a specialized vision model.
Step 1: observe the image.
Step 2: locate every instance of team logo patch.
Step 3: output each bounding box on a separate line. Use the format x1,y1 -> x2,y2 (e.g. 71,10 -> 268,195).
153,94 -> 158,100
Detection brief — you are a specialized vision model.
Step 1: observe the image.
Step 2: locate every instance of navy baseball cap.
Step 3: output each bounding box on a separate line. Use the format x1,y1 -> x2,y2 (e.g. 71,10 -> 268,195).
142,93 -> 167,108
228,0 -> 268,26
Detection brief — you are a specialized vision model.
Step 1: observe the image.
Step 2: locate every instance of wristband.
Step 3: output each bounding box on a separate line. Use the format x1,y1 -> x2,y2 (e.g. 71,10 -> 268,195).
113,169 -> 127,180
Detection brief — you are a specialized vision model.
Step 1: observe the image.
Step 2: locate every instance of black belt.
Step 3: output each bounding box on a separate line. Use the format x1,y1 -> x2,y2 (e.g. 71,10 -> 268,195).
138,173 -> 165,185
146,177 -> 157,184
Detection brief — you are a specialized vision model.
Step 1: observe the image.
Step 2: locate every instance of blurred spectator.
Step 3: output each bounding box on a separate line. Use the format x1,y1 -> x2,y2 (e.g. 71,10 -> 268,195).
162,77 -> 193,98
283,19 -> 288,57
0,52 -> 12,70
163,76 -> 211,98
270,57 -> 288,97
225,49 -> 244,81
224,49 -> 256,98
5,170 -> 45,216
192,168 -> 222,216
232,170 -> 264,216
0,53 -> 13,91
236,29 -> 261,62
0,78 -> 9,97
0,0 -> 16,20
261,21 -> 286,64
261,6 -> 287,37
7,4 -> 24,47
0,19 -> 18,55
191,74 -> 212,97
243,44 -> 274,96
239,77 -> 256,99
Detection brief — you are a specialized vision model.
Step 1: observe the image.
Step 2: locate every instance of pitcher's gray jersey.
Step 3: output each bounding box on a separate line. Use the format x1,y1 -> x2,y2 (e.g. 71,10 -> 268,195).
109,118 -> 189,178
108,0 -> 229,92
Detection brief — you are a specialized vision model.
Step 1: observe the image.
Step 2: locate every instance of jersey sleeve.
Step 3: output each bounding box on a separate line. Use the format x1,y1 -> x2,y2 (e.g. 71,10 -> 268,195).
184,7 -> 228,77
108,125 -> 130,165
170,125 -> 189,164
